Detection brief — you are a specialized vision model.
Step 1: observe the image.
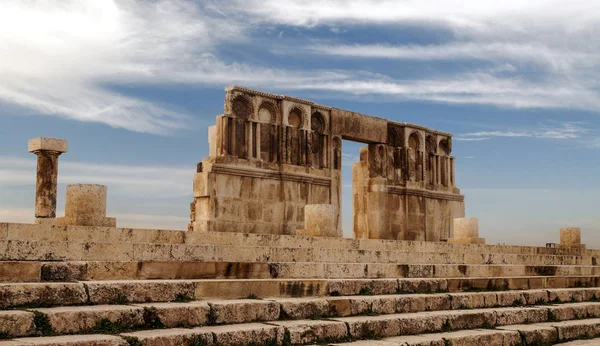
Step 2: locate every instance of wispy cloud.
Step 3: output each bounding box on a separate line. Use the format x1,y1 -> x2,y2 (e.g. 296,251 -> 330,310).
3,0 -> 600,134
0,0 -> 243,134
306,43 -> 598,73
0,157 -> 193,198
455,122 -> 589,141
0,207 -> 188,230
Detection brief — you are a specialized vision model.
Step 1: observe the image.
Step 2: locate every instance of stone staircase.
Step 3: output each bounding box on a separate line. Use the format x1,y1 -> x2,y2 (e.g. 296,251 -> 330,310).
3,222 -> 600,345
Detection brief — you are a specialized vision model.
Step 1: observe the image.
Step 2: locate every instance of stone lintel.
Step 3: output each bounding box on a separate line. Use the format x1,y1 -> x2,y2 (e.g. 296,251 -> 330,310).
28,137 -> 68,153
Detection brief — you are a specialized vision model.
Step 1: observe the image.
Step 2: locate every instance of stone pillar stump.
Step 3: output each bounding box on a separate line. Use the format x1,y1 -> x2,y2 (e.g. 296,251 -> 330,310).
297,204 -> 341,237
558,227 -> 585,249
448,217 -> 485,244
28,137 -> 68,224
57,184 -> 116,227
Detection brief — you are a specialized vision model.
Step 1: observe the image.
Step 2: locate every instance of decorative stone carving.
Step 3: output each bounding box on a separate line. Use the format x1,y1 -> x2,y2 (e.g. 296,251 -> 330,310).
332,136 -> 342,170
257,100 -> 278,123
311,112 -> 326,133
387,124 -> 404,147
232,95 -> 252,120
191,86 -> 464,242
439,138 -> 452,155
426,135 -> 437,154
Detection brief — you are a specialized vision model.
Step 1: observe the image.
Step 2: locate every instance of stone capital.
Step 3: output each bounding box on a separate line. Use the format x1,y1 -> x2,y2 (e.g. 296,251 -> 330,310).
28,137 -> 68,154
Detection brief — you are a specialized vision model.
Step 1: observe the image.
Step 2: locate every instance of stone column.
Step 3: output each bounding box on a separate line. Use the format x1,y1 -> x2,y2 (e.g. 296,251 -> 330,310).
57,184 -> 116,227
28,137 -> 68,224
436,155 -> 441,185
448,217 -> 485,244
450,157 -> 456,187
558,227 -> 585,249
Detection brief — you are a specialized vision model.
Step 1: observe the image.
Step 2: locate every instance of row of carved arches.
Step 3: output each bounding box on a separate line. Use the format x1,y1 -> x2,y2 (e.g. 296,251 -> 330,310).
228,95 -> 334,169
400,132 -> 453,186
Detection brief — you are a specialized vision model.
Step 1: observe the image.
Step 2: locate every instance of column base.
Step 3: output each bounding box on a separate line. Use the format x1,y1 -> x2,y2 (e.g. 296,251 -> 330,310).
35,218 -> 57,225
56,216 -> 116,227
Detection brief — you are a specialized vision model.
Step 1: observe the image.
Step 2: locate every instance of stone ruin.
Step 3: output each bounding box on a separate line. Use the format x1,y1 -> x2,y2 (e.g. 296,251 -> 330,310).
190,86 -> 465,241
1,87 -> 598,346
28,137 -> 116,228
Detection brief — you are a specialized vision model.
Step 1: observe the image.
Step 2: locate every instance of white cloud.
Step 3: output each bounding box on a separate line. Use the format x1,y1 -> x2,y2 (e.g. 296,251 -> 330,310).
231,0 -> 600,113
0,207 -> 188,230
455,122 -> 589,141
0,0 -> 241,134
0,156 -> 193,198
2,0 -> 600,134
307,43 -> 599,73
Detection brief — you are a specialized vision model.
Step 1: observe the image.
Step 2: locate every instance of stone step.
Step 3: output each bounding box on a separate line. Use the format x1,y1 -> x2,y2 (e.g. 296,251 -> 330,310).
4,307 -> 600,345
121,323 -> 282,345
10,305 -> 600,345
4,222 -> 592,257
5,292 -> 600,338
331,329 -> 523,345
0,239 -> 589,266
333,318 -> 600,345
3,277 -> 600,309
560,339 -> 600,345
0,335 -> 127,346
2,259 -> 599,283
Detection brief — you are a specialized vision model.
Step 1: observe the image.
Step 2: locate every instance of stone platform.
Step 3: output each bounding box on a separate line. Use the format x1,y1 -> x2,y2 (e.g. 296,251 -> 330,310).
2,222 -> 600,345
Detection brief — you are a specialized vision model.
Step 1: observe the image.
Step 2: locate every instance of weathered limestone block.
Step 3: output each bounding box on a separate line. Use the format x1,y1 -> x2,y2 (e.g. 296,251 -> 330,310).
448,218 -> 485,244
0,262 -> 41,283
559,227 -> 586,249
0,310 -> 35,337
120,328 -> 214,346
298,204 -> 341,237
41,262 -> 87,282
28,137 -> 68,224
32,305 -> 145,334
85,280 -> 196,305
132,302 -> 210,328
0,283 -> 87,309
272,297 -> 331,319
14,335 -> 128,346
207,323 -> 284,345
57,184 -> 116,227
208,299 -> 279,324
499,324 -> 558,344
272,320 -> 348,344
373,329 -> 521,346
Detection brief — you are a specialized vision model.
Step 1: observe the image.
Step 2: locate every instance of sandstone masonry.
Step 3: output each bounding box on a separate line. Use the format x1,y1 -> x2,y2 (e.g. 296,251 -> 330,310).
189,86 -> 465,241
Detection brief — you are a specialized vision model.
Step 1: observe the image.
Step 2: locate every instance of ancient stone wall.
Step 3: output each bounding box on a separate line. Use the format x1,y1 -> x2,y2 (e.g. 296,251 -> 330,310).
189,86 -> 464,240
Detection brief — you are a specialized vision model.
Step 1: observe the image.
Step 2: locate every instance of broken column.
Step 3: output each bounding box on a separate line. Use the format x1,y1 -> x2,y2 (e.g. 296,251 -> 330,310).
558,227 -> 585,249
28,137 -> 68,224
57,184 -> 116,227
297,204 -> 341,237
448,217 -> 485,244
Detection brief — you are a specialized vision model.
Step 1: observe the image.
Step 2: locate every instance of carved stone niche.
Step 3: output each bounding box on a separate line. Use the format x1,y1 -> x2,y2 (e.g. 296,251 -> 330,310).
368,144 -> 387,178
439,138 -> 452,155
310,111 -> 328,169
332,136 -> 342,170
426,135 -> 437,154
387,123 -> 404,148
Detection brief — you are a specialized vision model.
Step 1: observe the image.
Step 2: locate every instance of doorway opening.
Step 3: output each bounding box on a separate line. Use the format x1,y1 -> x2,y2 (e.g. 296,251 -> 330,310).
340,140 -> 365,238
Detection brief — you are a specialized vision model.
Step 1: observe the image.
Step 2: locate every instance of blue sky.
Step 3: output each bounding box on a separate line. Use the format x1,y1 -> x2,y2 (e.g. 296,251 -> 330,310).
2,0 -> 600,246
